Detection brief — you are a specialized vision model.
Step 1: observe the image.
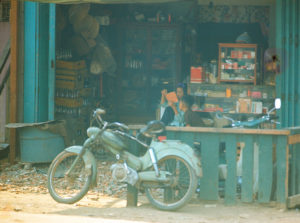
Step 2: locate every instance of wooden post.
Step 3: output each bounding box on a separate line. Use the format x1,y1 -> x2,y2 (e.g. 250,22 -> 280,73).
126,185 -> 138,207
9,0 -> 18,164
126,130 -> 138,207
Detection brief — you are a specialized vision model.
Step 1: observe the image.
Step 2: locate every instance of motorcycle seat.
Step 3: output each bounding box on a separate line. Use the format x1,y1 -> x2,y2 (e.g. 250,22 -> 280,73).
139,120 -> 165,138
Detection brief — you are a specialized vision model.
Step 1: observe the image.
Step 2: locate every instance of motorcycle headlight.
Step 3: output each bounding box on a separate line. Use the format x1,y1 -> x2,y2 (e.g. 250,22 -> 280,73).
87,127 -> 100,138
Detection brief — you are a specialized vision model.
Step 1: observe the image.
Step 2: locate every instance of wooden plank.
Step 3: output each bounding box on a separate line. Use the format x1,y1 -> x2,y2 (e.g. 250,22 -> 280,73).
258,135 -> 273,203
9,0 -> 18,164
241,135 -> 254,203
290,145 -> 297,195
287,194 -> 300,209
296,144 -> 300,194
166,126 -> 290,136
288,134 -> 300,145
223,134 -> 237,205
129,125 -> 290,136
194,133 -> 219,200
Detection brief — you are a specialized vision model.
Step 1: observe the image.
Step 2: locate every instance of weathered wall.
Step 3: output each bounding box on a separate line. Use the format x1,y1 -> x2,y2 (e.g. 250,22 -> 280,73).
0,22 -> 10,142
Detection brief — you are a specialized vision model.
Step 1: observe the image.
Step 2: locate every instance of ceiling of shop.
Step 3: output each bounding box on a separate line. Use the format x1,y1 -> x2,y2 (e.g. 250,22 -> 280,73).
197,0 -> 275,6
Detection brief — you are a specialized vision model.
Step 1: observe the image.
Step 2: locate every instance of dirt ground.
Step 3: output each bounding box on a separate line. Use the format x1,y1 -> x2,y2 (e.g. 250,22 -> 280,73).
1,159 -> 300,223
1,191 -> 300,223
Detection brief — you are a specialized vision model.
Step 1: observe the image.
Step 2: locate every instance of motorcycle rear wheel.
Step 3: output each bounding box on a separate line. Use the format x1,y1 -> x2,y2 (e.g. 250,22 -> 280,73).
47,151 -> 92,204
145,155 -> 197,211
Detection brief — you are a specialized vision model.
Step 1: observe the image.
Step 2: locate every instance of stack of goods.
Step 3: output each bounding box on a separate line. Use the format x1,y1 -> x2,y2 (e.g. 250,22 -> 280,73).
55,60 -> 95,144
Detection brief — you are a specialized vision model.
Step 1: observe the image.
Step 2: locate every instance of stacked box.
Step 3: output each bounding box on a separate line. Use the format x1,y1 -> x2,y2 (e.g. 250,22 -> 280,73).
55,60 -> 96,144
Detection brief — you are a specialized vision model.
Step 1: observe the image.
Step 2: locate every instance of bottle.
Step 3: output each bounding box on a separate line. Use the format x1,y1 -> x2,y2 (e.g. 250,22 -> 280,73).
226,88 -> 232,98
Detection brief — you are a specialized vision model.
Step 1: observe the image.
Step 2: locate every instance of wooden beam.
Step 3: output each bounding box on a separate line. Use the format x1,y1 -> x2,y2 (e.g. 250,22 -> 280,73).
285,145 -> 289,202
288,134 -> 300,145
9,0 -> 18,164
128,125 -> 291,136
287,194 -> 300,209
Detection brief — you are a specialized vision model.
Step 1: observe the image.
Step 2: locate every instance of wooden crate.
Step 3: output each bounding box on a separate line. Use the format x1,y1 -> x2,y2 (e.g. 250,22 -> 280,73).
56,68 -> 88,76
55,97 -> 83,107
55,75 -> 84,89
56,60 -> 86,70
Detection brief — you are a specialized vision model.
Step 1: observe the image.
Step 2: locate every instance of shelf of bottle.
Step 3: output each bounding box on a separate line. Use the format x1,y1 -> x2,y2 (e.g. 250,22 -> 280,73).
121,86 -> 148,91
219,79 -> 255,83
195,110 -> 276,116
192,94 -> 274,100
221,57 -> 255,60
221,68 -> 255,71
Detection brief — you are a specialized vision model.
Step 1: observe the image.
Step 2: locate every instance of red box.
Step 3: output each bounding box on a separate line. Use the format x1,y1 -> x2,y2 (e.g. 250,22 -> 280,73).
251,91 -> 262,98
231,51 -> 237,58
237,51 -> 243,59
190,66 -> 204,83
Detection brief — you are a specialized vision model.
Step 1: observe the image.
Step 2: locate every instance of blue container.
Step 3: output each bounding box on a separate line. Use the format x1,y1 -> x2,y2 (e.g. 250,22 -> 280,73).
19,127 -> 65,163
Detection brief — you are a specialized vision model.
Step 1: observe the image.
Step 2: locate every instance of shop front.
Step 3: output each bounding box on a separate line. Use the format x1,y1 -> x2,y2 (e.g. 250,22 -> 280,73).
6,0 -> 300,206
49,1 -> 279,139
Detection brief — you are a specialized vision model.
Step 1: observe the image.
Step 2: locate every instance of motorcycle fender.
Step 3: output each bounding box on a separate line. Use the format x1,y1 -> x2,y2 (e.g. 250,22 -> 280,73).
65,146 -> 98,187
142,141 -> 202,177
155,148 -> 202,177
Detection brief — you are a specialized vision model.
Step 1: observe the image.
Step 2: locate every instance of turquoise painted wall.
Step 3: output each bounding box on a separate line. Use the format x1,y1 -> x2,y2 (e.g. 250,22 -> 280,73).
276,0 -> 300,128
24,2 -> 55,123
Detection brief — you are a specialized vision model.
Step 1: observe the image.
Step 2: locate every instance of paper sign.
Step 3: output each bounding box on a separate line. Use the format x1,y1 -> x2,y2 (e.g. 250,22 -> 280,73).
166,92 -> 178,103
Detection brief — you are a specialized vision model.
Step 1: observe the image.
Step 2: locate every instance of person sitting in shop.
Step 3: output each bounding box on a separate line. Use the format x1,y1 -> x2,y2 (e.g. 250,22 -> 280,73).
180,95 -> 205,127
160,83 -> 185,126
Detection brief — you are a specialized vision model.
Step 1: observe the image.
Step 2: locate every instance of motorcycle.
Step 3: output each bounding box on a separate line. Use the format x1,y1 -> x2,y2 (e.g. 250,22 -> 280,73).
216,98 -> 281,195
47,108 -> 202,211
216,98 -> 281,128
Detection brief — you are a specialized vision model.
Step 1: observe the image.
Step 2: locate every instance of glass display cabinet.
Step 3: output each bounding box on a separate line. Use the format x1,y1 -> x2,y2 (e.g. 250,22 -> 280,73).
218,43 -> 257,85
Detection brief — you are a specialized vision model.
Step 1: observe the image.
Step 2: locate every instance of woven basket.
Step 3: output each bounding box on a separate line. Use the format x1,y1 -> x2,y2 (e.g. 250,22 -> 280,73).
68,4 -> 90,24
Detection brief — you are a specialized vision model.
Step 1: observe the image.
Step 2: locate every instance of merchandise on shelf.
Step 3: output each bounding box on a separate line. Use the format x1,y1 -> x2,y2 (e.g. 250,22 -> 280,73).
218,43 -> 257,85
188,83 -> 275,117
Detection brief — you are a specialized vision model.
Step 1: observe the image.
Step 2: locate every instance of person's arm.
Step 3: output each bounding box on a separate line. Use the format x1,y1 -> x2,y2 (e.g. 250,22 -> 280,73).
169,102 -> 179,115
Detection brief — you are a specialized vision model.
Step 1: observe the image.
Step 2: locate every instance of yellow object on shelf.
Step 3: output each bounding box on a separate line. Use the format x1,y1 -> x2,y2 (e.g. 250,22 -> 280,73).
55,97 -> 83,107
56,60 -> 86,70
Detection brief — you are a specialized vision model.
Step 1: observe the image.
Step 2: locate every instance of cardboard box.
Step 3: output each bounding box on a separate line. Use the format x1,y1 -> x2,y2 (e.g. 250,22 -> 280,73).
231,51 -> 238,58
251,102 -> 263,114
251,91 -> 262,98
190,66 -> 204,83
237,98 -> 251,113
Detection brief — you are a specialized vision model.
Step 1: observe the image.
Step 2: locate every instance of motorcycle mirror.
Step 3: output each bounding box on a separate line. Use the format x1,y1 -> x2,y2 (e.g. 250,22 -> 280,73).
275,98 -> 281,109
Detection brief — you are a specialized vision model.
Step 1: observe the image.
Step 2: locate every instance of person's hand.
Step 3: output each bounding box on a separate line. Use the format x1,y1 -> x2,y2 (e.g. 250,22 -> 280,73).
161,89 -> 168,97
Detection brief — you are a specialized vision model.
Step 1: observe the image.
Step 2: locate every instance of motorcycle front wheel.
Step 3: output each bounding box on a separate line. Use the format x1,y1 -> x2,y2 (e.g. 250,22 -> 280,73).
47,151 -> 92,204
145,155 -> 197,211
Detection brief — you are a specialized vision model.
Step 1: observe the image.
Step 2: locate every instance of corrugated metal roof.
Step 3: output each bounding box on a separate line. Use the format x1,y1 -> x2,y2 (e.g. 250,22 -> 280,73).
22,0 -> 183,4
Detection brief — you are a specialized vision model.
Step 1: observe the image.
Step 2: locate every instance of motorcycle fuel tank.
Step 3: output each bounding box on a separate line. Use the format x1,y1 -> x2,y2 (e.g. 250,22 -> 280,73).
100,130 -> 128,151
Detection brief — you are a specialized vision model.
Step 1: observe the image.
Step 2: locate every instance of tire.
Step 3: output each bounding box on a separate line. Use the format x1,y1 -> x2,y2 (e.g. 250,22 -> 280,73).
47,150 -> 92,204
145,155 -> 197,211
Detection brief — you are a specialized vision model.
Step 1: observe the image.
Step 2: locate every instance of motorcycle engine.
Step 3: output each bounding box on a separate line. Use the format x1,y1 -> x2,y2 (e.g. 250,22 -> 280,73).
110,163 -> 138,186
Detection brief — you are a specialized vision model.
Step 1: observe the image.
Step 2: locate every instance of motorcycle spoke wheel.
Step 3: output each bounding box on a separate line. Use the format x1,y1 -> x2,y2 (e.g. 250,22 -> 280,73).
47,151 -> 92,204
145,155 -> 197,211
